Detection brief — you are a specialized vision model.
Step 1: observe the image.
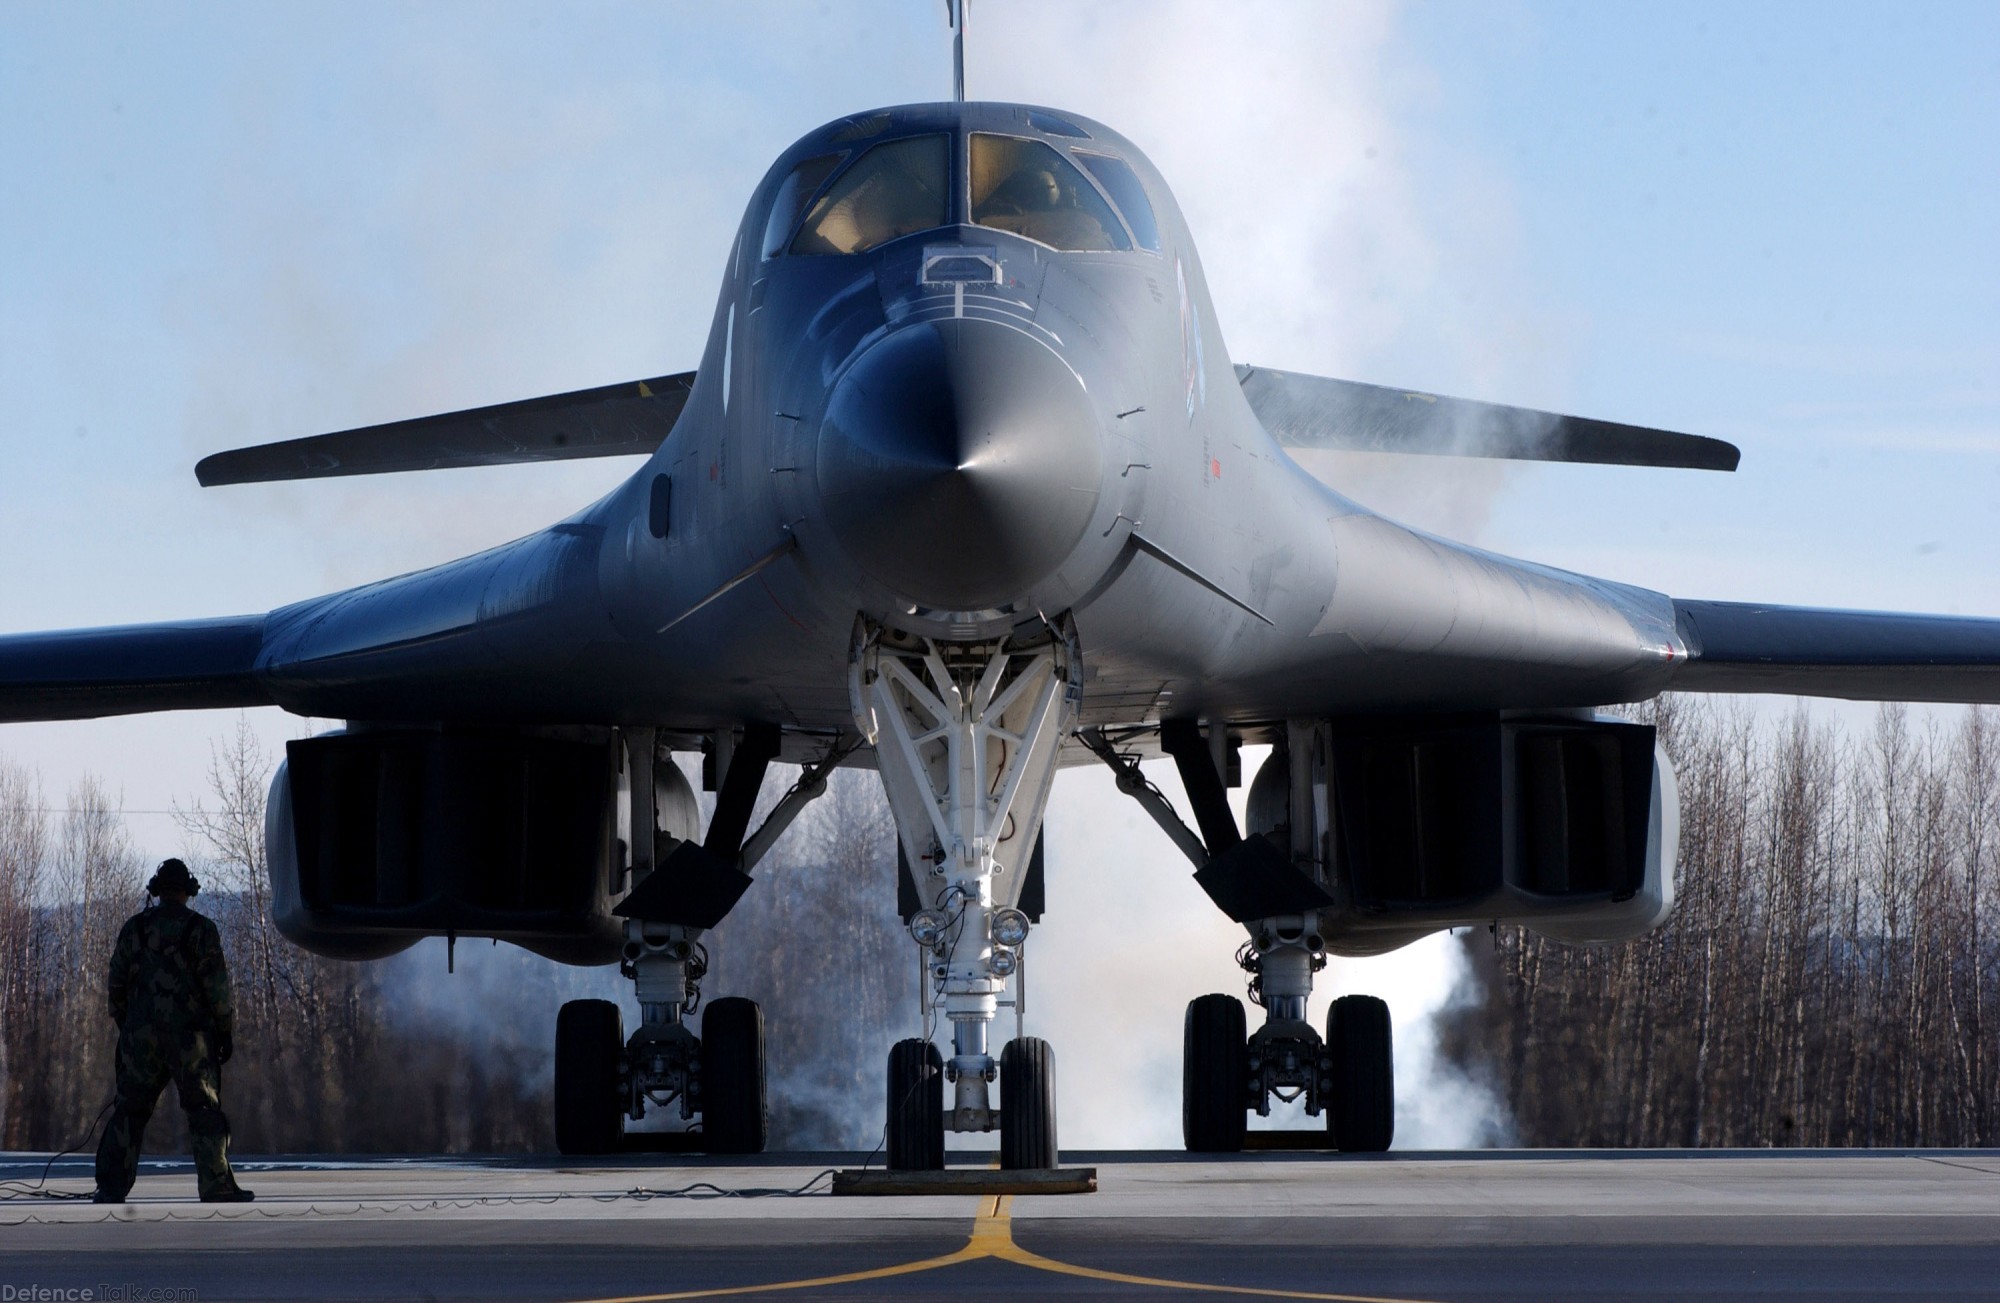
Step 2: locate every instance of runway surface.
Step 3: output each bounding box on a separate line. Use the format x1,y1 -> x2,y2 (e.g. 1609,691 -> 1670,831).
6,1148 -> 2000,1300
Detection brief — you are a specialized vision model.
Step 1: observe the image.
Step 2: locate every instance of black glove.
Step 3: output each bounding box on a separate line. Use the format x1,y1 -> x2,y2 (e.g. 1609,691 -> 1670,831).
216,1031 -> 234,1066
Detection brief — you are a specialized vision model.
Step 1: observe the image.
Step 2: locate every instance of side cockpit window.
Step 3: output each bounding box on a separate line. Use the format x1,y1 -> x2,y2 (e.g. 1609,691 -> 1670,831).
762,152 -> 844,259
970,133 -> 1130,253
790,134 -> 950,256
1074,151 -> 1160,252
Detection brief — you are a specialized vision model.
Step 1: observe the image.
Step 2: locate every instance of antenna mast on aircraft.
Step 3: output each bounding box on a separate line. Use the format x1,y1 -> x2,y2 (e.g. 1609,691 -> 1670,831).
947,0 -> 968,102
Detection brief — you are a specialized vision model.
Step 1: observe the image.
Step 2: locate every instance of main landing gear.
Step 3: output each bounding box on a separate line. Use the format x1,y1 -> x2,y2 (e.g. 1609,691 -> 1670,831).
1186,915 -> 1394,1153
553,988 -> 770,1156
1182,988 -> 1393,1153
554,725 -> 841,1156
854,617 -> 1079,1170
1083,720 -> 1396,1154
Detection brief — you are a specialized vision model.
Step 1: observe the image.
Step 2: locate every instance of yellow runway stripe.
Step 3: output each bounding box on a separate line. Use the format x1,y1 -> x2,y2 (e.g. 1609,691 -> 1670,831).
567,1188 -> 1446,1303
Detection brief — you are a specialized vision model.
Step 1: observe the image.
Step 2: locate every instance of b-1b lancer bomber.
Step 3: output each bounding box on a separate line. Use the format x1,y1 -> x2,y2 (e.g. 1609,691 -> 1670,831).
8,96 -> 2000,1168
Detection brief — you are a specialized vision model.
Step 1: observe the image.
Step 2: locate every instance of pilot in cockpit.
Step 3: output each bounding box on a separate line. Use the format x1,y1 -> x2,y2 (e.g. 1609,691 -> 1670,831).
970,135 -> 1125,252
989,168 -> 1062,215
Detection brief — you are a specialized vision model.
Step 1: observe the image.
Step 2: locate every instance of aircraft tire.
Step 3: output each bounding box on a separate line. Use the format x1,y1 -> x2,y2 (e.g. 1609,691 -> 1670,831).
1327,993 -> 1394,1153
999,1037 -> 1058,1169
554,998 -> 625,1156
885,1038 -> 944,1170
701,997 -> 768,1154
1183,993 -> 1247,1152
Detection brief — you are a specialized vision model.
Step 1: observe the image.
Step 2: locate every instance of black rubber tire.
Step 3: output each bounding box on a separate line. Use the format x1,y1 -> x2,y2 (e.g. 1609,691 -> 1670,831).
1182,993 -> 1247,1153
999,1037 -> 1058,1170
554,999 -> 624,1155
701,997 -> 767,1154
886,1039 -> 944,1171
1327,993 -> 1394,1153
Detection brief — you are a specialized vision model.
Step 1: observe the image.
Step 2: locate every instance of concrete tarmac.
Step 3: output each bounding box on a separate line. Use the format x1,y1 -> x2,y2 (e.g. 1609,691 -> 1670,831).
5,1149 -> 2000,1300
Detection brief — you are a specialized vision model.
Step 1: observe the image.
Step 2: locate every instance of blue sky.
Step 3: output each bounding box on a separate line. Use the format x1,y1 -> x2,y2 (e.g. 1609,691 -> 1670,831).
1,1 -> 1995,1142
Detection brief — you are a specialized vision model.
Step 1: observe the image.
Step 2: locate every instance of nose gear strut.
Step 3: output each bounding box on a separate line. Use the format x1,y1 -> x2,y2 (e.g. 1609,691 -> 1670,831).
851,614 -> 1079,1167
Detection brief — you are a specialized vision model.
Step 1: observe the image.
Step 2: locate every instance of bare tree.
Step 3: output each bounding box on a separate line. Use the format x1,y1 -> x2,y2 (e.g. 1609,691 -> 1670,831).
0,760 -> 49,1147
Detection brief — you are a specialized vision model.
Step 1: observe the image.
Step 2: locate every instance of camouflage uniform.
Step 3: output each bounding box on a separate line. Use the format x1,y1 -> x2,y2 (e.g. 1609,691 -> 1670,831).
93,900 -> 244,1201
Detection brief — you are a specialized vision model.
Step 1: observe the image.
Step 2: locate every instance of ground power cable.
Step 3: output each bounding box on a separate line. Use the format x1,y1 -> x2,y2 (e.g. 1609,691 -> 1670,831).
0,1171 -> 848,1227
0,1101 -> 113,1202
0,1112 -> 847,1214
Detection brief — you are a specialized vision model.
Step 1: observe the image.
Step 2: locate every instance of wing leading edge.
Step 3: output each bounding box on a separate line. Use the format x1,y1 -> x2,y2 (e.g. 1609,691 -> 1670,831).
1238,365 -> 1740,472
195,371 -> 696,486
0,616 -> 271,722
1672,599 -> 2000,703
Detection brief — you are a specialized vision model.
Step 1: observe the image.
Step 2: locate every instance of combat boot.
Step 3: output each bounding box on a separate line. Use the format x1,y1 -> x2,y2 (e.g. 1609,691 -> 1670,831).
199,1185 -> 254,1203
90,1189 -> 126,1205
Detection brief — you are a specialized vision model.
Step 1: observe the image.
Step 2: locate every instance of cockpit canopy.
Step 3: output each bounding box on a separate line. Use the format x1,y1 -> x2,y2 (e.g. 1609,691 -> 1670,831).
788,134 -> 950,257
762,117 -> 1161,259
968,133 -> 1128,252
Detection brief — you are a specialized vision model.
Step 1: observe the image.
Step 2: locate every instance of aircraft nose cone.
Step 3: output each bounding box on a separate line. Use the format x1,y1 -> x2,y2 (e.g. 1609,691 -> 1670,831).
815,320 -> 1104,611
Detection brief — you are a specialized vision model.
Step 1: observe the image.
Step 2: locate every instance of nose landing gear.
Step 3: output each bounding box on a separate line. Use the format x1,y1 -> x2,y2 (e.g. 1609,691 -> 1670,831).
1000,1036 -> 1058,1170
853,616 -> 1079,1170
886,1038 -> 945,1170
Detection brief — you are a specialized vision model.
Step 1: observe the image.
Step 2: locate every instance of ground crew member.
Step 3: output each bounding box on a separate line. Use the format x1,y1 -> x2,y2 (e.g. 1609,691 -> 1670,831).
92,858 -> 253,1204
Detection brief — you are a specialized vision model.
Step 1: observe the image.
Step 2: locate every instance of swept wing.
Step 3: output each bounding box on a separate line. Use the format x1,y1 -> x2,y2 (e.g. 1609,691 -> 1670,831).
1672,600 -> 2000,703
0,616 -> 270,722
195,371 -> 695,485
1238,364 -> 1740,472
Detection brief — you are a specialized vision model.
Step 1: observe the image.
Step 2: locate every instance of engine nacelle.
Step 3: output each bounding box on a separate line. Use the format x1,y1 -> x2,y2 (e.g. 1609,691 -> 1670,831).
266,727 -> 629,965
1251,714 -> 1677,955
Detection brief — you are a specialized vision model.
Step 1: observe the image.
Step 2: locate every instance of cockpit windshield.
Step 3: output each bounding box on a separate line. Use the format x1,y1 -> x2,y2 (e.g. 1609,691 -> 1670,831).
790,134 -> 950,256
969,133 -> 1131,253
1074,151 -> 1160,252
762,152 -> 844,258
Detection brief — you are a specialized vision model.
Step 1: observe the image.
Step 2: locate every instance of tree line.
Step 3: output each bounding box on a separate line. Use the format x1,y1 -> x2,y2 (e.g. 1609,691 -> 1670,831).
1442,698 -> 2000,1147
